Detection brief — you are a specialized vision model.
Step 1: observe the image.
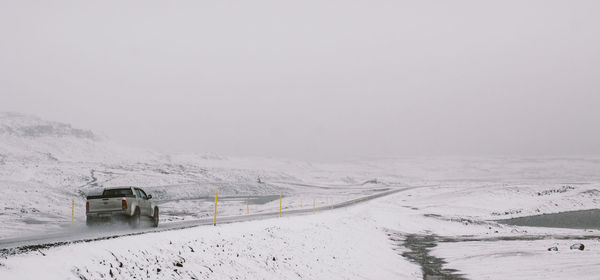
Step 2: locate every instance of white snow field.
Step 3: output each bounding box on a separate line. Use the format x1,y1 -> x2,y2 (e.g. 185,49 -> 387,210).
0,194 -> 422,280
433,239 -> 600,280
2,112 -> 600,279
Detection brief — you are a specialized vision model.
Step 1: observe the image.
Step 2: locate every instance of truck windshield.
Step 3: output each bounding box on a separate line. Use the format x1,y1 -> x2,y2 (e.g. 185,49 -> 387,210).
102,188 -> 133,196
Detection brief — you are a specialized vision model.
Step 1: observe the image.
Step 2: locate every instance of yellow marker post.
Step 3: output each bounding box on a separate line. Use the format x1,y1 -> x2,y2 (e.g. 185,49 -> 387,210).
71,198 -> 74,225
279,195 -> 282,217
246,198 -> 249,214
214,190 -> 218,226
300,199 -> 303,208
313,199 -> 315,214
330,198 -> 333,210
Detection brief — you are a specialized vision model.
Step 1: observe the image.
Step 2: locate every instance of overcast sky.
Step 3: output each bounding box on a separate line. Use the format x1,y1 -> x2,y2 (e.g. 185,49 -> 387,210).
1,1 -> 599,160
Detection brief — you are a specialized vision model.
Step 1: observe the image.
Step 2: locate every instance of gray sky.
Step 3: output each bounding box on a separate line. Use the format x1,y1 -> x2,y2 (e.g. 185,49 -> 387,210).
1,0 -> 599,160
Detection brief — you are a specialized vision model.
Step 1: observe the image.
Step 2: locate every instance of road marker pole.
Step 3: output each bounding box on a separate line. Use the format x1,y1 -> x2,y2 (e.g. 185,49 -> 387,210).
313,199 -> 315,214
71,198 -> 74,225
301,199 -> 302,208
246,198 -> 249,214
214,190 -> 218,226
279,195 -> 282,217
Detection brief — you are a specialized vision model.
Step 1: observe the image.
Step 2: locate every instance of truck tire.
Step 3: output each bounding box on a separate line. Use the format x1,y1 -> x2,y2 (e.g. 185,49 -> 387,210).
129,208 -> 140,228
86,217 -> 95,227
152,207 -> 159,228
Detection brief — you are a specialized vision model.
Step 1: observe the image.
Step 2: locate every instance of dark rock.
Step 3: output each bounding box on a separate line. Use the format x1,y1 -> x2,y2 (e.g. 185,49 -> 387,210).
570,243 -> 584,251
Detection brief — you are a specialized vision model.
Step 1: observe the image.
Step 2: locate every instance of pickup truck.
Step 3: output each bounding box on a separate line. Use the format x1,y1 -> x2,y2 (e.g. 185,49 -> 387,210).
86,187 -> 159,227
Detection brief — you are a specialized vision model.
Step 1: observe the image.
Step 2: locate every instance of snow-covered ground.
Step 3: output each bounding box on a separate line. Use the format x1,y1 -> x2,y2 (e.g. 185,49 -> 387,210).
2,112 -> 600,279
0,193 -> 422,279
434,239 -> 600,280
3,186 -> 600,279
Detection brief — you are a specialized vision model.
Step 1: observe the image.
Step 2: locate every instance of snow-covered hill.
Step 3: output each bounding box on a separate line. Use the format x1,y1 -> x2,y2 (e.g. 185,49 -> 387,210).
0,113 -> 387,239
0,112 -> 159,164
0,112 -> 97,139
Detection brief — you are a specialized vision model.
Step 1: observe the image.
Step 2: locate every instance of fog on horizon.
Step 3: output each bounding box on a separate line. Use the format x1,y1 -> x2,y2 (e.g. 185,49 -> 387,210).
1,0 -> 599,160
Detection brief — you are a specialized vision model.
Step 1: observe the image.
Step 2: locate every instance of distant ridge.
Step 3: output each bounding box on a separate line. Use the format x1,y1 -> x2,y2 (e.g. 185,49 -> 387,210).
0,112 -> 98,140
0,112 -> 160,163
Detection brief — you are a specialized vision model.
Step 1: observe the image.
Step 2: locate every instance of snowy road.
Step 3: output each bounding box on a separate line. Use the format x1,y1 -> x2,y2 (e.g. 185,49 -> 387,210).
0,188 -> 409,254
0,190 -> 424,280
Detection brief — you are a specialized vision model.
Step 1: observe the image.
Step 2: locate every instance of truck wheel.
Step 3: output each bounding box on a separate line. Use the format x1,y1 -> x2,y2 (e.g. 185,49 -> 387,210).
86,217 -> 95,227
129,208 -> 140,228
152,207 -> 159,228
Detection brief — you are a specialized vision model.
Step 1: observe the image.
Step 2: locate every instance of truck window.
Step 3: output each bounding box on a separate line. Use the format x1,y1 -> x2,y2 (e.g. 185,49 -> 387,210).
139,189 -> 148,199
134,188 -> 147,199
103,188 -> 133,196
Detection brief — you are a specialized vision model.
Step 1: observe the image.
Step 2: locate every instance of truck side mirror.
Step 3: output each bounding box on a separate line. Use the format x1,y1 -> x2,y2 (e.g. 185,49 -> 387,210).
147,194 -> 153,199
